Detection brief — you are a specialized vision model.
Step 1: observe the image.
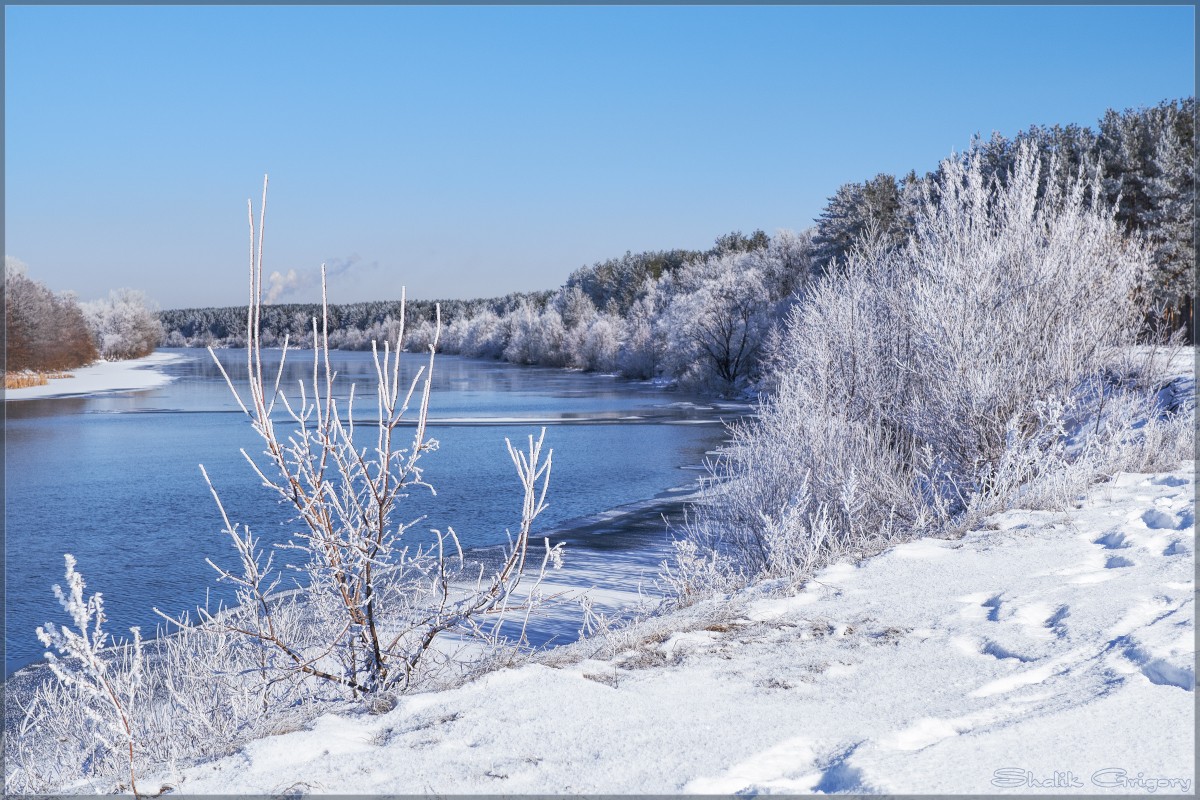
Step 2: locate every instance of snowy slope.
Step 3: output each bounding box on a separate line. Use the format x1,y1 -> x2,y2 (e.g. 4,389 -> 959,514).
148,460 -> 1195,796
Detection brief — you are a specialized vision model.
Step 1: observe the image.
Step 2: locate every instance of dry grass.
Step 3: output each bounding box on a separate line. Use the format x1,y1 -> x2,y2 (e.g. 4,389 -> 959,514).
4,370 -> 73,390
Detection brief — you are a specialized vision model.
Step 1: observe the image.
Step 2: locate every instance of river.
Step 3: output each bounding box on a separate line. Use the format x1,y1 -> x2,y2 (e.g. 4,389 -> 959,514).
4,348 -> 741,676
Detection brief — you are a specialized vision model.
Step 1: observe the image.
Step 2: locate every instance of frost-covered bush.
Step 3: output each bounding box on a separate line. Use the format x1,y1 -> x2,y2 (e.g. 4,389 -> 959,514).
20,555 -> 145,796
193,182 -> 559,697
685,144 -> 1157,583
82,288 -> 164,361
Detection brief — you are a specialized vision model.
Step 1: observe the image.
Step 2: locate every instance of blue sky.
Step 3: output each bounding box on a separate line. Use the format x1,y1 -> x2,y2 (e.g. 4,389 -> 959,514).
5,5 -> 1195,309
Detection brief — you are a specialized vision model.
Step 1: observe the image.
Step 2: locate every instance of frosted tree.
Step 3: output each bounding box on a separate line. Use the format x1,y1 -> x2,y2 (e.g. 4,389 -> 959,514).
746,227 -> 816,301
1142,102 -> 1195,331
4,259 -> 99,371
571,313 -> 623,372
811,173 -> 908,274
552,285 -> 598,330
660,259 -> 771,392
462,308 -> 510,358
504,301 -> 568,366
617,283 -> 663,379
82,288 -> 164,361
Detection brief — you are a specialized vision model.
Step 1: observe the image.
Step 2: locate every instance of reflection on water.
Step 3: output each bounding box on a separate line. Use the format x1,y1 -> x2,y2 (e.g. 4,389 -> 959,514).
5,349 -> 741,675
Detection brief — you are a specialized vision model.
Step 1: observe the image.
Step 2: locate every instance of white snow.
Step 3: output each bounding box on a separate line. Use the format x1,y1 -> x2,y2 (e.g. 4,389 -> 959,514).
4,352 -> 181,400
146,460 -> 1196,796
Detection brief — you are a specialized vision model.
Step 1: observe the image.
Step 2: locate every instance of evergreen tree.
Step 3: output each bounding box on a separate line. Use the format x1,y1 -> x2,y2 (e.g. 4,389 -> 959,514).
812,173 -> 908,274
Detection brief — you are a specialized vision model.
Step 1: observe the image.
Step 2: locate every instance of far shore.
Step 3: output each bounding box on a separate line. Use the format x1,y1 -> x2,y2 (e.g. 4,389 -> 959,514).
4,351 -> 185,401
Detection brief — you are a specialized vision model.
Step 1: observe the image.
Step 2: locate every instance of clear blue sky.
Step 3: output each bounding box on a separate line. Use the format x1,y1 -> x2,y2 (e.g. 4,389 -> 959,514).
5,5 -> 1195,310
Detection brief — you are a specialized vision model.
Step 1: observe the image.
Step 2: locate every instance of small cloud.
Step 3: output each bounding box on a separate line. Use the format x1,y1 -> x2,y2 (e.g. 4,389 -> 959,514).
324,253 -> 364,279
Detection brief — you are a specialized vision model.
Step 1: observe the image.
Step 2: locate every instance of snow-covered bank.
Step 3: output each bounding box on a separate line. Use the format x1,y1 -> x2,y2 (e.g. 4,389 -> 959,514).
147,460 -> 1195,795
3,352 -> 182,400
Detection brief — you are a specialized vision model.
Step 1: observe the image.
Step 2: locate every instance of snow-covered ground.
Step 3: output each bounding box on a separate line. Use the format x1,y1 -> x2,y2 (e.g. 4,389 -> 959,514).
145,460 -> 1195,796
4,352 -> 181,400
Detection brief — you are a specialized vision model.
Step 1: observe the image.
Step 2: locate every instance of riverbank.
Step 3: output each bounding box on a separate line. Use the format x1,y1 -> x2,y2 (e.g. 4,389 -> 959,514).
134,459 -> 1193,795
3,352 -> 182,400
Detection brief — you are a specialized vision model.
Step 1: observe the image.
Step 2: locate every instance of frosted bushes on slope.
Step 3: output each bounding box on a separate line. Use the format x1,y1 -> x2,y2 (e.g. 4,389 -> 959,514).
682,144 -> 1158,587
9,595 -> 317,796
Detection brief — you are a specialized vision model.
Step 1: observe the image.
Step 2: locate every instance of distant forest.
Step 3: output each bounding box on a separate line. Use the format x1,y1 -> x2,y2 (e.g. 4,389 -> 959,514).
160,291 -> 552,351
160,98 -> 1195,394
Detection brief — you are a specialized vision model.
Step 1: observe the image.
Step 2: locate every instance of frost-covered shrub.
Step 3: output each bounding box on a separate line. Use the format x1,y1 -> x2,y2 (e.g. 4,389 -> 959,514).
192,185 -> 560,699
685,144 -> 1156,584
24,555 -> 145,796
657,538 -> 744,606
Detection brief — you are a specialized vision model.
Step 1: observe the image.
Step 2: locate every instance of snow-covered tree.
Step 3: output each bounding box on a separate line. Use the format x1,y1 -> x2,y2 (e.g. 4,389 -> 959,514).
617,283 -> 663,380
552,285 -> 598,330
461,308 -> 511,358
571,313 -> 623,372
1142,101 -> 1195,330
82,288 -> 164,361
811,173 -> 909,274
743,227 -> 817,303
661,257 -> 772,392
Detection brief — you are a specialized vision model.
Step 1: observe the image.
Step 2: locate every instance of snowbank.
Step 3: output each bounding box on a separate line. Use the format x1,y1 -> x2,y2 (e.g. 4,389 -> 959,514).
4,352 -> 182,400
147,461 -> 1195,795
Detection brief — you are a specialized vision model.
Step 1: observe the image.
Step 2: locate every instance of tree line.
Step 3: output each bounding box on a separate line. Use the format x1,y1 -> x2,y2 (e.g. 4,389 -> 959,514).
810,97 -> 1194,334
159,97 -> 1194,394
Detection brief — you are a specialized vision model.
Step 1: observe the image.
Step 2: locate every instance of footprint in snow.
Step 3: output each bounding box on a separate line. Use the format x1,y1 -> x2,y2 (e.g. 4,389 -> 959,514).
1149,475 -> 1190,488
1141,509 -> 1181,530
1121,640 -> 1195,692
1105,555 -> 1135,569
1044,605 -> 1070,637
1162,540 -> 1189,557
1176,507 -> 1194,530
980,640 -> 1036,663
981,594 -> 1003,622
1093,531 -> 1130,549
814,743 -> 868,794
